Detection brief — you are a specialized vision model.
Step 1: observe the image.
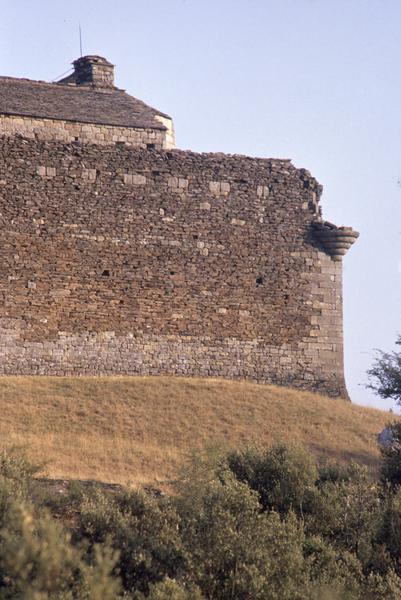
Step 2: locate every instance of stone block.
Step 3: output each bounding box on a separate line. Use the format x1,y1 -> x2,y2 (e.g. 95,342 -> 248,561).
132,174 -> 146,185
209,181 -> 221,194
257,185 -> 269,198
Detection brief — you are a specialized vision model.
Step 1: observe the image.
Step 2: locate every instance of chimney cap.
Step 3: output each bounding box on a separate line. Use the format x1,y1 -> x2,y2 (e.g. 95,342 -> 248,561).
73,55 -> 114,68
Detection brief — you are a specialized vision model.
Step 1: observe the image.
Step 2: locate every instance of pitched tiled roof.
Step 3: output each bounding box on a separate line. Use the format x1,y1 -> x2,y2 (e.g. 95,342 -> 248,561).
0,77 -> 169,130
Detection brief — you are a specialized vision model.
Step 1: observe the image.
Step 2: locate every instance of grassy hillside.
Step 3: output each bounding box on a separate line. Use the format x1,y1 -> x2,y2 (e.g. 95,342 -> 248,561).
0,376 -> 393,486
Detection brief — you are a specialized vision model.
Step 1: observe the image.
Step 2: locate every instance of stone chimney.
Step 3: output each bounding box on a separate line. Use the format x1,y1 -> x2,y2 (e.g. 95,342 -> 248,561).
72,55 -> 115,88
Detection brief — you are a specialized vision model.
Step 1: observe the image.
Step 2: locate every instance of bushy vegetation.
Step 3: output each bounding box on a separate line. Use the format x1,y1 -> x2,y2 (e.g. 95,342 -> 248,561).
367,335 -> 401,405
3,442 -> 401,598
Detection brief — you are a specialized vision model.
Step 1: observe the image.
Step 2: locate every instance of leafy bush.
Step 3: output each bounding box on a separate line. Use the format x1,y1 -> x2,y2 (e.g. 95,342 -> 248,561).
307,463 -> 381,557
226,444 -> 318,515
75,487 -> 186,595
379,421 -> 401,487
134,577 -> 205,600
2,444 -> 401,598
177,468 -> 310,599
0,450 -> 121,599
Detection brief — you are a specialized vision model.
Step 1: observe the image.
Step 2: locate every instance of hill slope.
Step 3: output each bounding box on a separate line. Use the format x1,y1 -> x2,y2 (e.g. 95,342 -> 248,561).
0,376 -> 393,486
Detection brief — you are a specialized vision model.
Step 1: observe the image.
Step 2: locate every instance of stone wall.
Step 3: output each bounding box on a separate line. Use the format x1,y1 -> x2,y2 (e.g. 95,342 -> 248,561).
0,114 -> 174,149
0,135 -> 349,398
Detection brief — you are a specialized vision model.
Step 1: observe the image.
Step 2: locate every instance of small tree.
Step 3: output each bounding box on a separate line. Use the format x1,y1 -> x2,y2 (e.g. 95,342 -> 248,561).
367,336 -> 401,405
367,337 -> 401,488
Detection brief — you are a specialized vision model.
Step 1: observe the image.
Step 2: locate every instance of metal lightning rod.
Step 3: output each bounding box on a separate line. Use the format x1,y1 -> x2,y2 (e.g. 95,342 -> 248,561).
79,24 -> 83,57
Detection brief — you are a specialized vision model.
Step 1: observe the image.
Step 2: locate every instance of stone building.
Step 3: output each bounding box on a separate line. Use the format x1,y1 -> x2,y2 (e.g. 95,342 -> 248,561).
0,56 -> 358,398
0,55 -> 175,148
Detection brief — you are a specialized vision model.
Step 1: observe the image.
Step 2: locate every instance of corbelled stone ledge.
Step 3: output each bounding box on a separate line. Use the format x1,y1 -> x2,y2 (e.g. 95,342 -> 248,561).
312,220 -> 359,261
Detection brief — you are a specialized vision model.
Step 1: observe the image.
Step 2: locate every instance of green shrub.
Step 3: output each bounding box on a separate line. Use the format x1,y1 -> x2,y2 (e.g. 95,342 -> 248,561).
2,444 -> 401,598
376,487 -> 401,568
75,487 -> 186,595
0,500 -> 122,599
134,577 -> 205,600
379,421 -> 401,487
0,450 -> 121,599
0,448 -> 42,529
226,444 -> 318,515
177,467 -> 310,599
306,463 -> 380,557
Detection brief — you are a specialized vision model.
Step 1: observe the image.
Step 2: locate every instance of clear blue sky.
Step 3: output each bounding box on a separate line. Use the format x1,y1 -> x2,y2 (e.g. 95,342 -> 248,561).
1,0 -> 400,410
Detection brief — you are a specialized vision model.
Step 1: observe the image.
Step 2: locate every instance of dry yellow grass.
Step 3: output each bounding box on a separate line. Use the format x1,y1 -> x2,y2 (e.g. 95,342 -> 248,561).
0,376 -> 394,486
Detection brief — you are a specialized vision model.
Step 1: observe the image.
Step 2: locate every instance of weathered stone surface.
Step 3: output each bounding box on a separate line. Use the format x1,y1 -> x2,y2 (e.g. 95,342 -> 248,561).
0,114 -> 169,149
0,136 -> 354,399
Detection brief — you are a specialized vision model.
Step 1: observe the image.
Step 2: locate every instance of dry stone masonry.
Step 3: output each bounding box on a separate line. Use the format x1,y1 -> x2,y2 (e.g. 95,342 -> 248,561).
0,56 -> 359,398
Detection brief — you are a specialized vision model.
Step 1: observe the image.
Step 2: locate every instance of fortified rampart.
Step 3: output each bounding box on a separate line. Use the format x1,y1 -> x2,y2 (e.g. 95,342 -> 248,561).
0,135 -> 358,398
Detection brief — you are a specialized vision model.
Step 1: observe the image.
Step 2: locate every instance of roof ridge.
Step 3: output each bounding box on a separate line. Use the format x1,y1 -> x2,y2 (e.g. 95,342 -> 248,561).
0,75 -> 123,92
